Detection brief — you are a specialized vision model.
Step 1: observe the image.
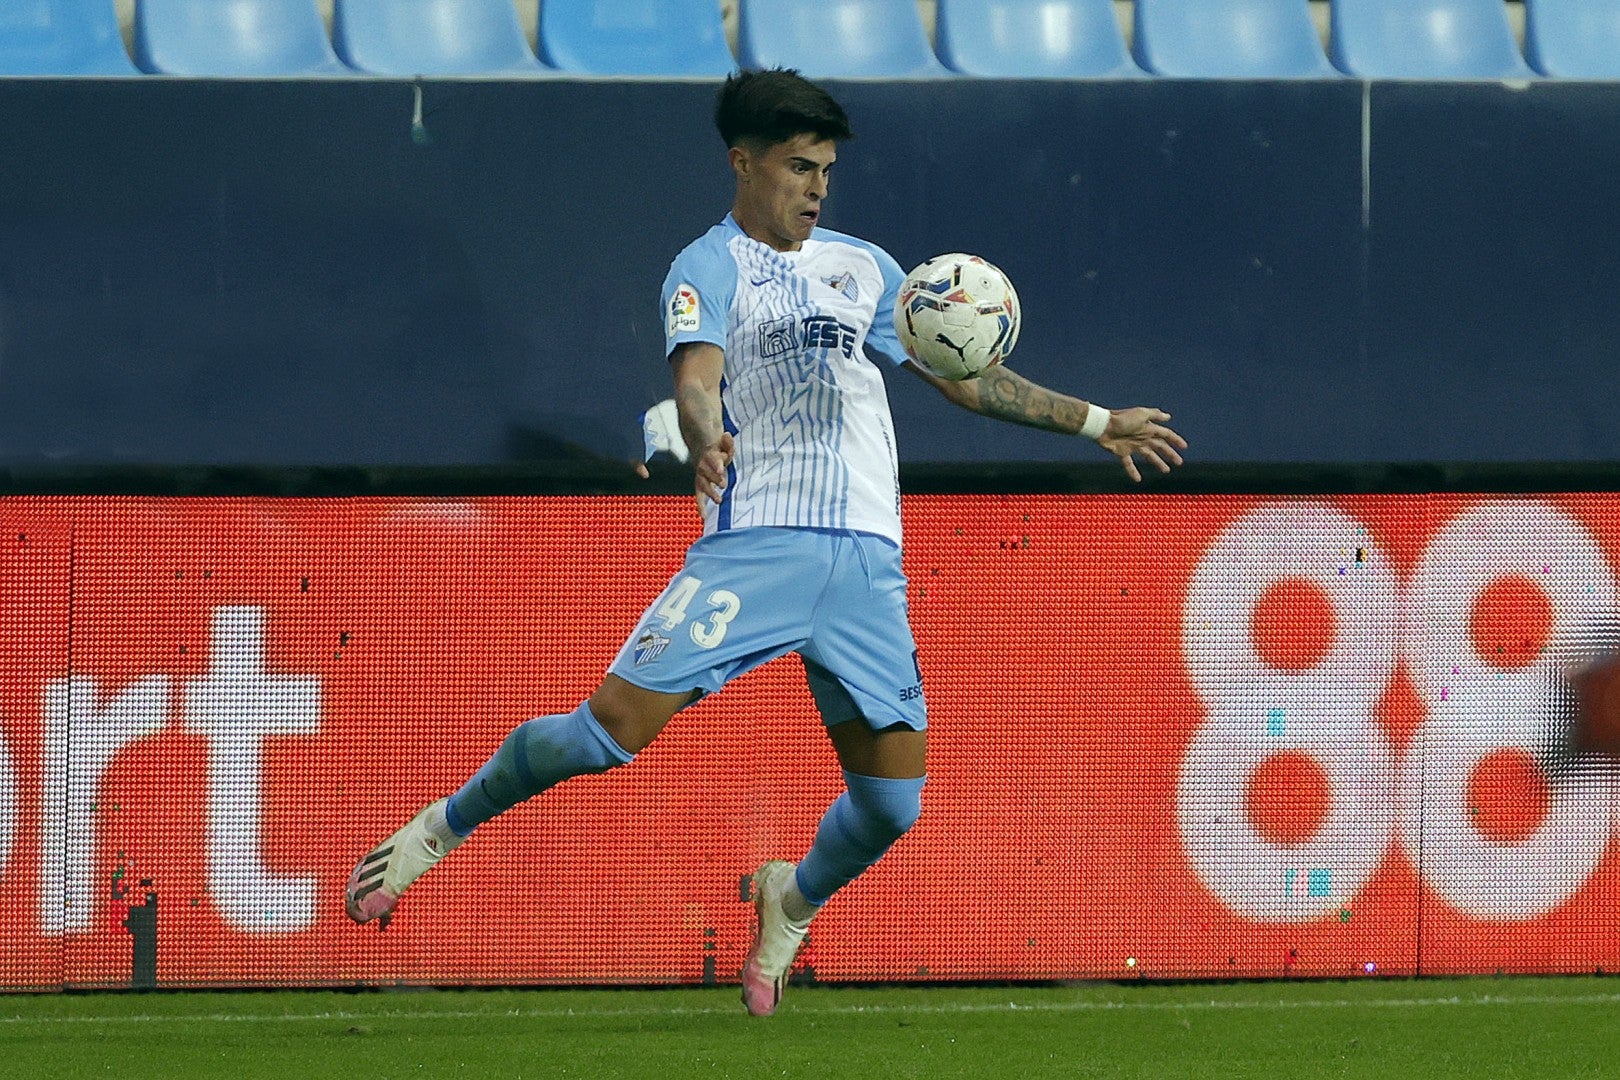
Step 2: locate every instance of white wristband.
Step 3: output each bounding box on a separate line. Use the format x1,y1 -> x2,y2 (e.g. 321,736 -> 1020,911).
1080,404 -> 1110,441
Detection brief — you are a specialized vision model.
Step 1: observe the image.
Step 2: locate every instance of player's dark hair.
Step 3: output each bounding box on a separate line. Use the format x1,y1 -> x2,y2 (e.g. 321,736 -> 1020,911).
715,68 -> 853,150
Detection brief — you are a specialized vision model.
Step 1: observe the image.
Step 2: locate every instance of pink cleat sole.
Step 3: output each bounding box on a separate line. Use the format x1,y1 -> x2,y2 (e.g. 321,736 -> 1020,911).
344,843 -> 400,930
342,799 -> 462,933
740,860 -> 809,1017
740,960 -> 784,1017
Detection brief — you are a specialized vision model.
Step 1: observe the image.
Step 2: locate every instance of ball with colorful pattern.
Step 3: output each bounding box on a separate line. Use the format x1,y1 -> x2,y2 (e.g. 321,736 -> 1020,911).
894,253 -> 1021,381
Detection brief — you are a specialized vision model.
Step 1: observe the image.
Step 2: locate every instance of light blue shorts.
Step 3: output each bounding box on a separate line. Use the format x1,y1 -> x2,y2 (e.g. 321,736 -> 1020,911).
608,527 -> 926,731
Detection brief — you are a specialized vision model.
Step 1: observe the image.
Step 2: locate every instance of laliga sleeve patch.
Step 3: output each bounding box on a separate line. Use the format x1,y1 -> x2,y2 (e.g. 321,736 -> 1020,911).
668,284 -> 701,335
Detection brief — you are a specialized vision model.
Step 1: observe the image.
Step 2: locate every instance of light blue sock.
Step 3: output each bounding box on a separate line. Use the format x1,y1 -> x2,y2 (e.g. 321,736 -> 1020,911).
794,770 -> 925,906
444,701 -> 634,836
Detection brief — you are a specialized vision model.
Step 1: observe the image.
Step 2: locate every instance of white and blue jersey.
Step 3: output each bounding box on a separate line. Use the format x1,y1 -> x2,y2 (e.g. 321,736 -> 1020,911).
661,214 -> 909,547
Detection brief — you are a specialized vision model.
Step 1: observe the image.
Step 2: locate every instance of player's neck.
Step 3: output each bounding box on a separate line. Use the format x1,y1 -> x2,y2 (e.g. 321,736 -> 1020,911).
731,201 -> 801,253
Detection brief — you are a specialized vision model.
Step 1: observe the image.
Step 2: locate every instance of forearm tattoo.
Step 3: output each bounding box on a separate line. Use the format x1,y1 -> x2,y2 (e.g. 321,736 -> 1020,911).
676,383 -> 725,453
972,367 -> 1090,434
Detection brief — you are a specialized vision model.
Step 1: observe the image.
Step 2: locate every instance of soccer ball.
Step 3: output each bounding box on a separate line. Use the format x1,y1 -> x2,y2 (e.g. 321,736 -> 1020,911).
894,253 -> 1021,381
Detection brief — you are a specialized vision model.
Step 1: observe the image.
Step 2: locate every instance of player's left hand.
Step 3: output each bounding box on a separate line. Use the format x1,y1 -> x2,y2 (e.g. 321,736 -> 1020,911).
1097,408 -> 1187,483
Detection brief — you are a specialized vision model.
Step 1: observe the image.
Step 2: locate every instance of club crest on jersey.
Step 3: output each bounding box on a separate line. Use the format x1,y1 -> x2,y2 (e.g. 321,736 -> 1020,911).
824,272 -> 859,302
668,284 -> 700,335
633,626 -> 671,666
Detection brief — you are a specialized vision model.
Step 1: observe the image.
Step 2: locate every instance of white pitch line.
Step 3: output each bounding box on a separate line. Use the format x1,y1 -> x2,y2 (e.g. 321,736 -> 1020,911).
4,992 -> 1620,1026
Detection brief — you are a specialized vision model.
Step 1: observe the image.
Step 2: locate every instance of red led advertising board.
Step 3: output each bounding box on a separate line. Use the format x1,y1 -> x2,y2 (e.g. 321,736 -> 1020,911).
0,495 -> 1615,988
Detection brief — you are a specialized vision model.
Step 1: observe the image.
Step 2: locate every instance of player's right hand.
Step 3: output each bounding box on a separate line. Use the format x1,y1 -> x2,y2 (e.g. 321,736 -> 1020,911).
1097,408 -> 1187,483
694,432 -> 736,508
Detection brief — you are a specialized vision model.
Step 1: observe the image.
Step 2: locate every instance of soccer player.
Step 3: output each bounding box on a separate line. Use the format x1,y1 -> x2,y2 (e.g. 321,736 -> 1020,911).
346,68 -> 1187,1017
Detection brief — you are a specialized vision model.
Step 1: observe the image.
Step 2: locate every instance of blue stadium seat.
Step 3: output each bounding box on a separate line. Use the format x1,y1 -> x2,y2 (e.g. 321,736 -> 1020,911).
1524,0 -> 1620,78
0,0 -> 138,75
333,0 -> 550,76
539,0 -> 734,76
936,0 -> 1141,77
1133,0 -> 1338,78
1330,0 -> 1536,79
135,0 -> 349,75
737,0 -> 951,78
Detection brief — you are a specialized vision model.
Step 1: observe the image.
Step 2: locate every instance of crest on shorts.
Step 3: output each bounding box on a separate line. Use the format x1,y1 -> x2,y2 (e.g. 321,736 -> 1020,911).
633,626 -> 671,666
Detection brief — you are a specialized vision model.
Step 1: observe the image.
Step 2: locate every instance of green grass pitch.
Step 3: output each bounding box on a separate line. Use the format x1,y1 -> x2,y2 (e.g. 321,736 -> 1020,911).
4,977 -> 1618,1078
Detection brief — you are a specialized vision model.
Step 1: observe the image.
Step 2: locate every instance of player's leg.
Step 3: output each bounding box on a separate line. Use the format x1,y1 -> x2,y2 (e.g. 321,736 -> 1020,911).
440,676 -> 692,835
798,719 -> 926,901
757,710 -> 928,921
796,533 -> 929,905
743,719 -> 927,1007
345,677 -> 689,929
742,532 -> 927,1016
348,528 -> 822,930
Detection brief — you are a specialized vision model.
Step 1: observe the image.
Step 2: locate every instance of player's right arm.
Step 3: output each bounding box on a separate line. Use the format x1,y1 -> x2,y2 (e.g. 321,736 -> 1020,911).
659,232 -> 739,505
670,342 -> 735,506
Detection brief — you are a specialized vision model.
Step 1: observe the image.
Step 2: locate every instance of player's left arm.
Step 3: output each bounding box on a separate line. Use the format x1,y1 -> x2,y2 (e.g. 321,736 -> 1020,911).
903,360 -> 1188,483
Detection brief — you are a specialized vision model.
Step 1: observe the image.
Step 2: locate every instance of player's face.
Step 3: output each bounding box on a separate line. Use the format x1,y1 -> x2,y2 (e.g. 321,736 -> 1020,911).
731,134 -> 837,252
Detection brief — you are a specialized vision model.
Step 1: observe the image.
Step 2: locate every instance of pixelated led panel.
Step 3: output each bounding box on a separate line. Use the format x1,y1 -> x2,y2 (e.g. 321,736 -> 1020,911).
0,494 -> 1616,989
0,500 -> 71,990
1393,497 -> 1620,976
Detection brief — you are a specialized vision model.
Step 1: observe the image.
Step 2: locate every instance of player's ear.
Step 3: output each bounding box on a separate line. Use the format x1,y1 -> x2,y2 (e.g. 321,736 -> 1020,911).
729,144 -> 751,182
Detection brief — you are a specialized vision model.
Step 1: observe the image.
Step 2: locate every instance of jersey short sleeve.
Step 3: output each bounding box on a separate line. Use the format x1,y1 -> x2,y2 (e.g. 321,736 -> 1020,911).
661,233 -> 738,358
838,237 -> 909,368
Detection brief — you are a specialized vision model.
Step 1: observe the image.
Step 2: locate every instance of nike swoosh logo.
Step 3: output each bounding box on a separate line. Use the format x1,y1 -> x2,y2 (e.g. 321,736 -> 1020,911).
750,276 -> 773,286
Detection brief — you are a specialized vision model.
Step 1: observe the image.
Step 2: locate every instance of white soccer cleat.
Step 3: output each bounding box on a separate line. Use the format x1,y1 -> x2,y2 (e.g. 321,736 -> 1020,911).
345,798 -> 464,931
740,860 -> 812,1017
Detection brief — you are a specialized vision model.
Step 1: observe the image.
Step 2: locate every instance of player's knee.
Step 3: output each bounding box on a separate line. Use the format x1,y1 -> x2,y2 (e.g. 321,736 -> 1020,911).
864,789 -> 922,845
578,699 -> 639,756
874,797 -> 922,843
585,680 -> 680,755
845,772 -> 924,844
561,701 -> 638,766
510,703 -> 635,781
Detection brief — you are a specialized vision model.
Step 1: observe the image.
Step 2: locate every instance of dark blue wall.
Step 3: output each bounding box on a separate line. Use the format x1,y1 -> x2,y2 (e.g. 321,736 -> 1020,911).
0,78 -> 1615,467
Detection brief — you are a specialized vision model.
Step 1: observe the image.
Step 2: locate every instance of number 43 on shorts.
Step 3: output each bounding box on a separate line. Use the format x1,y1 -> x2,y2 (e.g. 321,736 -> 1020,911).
654,576 -> 742,649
